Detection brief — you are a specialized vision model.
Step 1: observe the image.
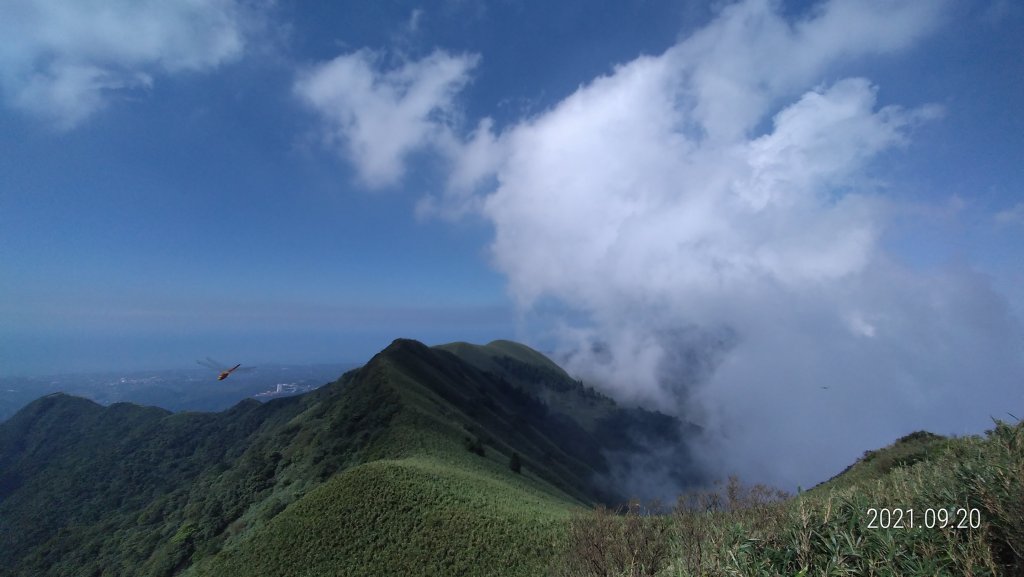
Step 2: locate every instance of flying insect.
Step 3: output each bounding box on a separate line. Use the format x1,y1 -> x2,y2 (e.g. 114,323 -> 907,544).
197,358 -> 244,381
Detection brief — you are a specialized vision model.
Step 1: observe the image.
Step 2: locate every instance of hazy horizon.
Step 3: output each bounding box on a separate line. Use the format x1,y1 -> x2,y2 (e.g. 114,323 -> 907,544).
0,325 -> 516,377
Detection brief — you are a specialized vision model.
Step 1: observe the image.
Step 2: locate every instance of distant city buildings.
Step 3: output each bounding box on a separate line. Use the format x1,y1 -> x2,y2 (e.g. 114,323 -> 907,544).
254,382 -> 315,398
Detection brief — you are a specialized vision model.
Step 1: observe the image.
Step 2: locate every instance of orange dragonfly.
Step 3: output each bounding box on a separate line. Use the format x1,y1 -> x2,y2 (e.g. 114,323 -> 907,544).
197,358 -> 246,381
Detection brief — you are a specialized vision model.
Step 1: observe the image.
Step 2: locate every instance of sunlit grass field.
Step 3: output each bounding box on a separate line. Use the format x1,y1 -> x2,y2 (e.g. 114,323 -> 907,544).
190,454 -> 576,577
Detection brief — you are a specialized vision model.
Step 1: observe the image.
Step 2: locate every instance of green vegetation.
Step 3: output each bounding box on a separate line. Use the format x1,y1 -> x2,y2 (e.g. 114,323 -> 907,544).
559,420 -> 1024,577
2,338 -> 1019,576
812,429 -> 951,492
0,338 -> 692,576
437,340 -> 618,431
190,457 -> 574,577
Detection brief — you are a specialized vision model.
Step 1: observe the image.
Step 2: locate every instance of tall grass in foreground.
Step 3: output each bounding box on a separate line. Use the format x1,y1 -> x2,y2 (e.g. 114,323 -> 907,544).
558,420 -> 1024,577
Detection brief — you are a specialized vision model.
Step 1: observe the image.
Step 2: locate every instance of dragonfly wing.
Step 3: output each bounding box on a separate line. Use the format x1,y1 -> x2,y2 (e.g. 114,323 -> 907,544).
197,357 -> 225,371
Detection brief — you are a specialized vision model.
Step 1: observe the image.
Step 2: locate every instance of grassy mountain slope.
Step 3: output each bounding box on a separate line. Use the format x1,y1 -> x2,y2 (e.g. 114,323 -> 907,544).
713,420 -> 1024,576
188,338 -> 614,577
0,338 -> 697,577
559,420 -> 1024,577
810,430 -> 952,493
438,339 -> 706,496
190,455 -> 574,577
438,340 -> 617,431
439,340 -> 574,384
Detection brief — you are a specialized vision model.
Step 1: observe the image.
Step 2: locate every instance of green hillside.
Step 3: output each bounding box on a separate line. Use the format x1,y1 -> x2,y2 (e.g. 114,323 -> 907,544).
0,338 -> 694,577
6,337 -> 1014,576
437,340 -> 618,431
439,340 -> 574,384
810,430 -> 952,493
437,339 -> 705,492
189,338 -> 702,576
558,420 -> 1024,577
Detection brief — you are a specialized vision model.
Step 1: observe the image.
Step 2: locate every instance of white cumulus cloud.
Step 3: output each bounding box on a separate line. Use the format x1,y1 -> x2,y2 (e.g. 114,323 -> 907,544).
295,50 -> 479,188
465,0 -> 1022,489
310,0 -> 1023,490
0,0 -> 254,129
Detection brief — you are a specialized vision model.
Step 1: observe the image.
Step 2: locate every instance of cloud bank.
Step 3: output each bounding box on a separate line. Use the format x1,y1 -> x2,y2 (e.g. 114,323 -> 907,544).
0,0 -> 255,129
304,0 -> 1024,489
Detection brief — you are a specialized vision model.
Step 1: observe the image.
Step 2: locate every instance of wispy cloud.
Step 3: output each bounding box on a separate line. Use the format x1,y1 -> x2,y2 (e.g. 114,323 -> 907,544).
0,0 -> 257,129
295,49 -> 479,188
406,8 -> 425,34
995,202 -> 1024,227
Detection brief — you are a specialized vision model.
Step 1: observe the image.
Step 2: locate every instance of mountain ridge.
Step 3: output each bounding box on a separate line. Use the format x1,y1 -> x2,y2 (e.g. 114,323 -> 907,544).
0,337 -> 697,576
2,339 -> 1018,576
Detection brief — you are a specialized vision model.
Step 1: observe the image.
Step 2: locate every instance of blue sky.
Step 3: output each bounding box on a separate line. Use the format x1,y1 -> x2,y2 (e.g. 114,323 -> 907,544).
1,0 -> 1022,486
0,1 -> 721,376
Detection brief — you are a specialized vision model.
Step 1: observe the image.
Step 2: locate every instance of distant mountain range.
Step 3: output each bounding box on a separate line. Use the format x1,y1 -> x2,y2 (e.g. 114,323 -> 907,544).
0,338 -> 702,576
0,362 -> 357,422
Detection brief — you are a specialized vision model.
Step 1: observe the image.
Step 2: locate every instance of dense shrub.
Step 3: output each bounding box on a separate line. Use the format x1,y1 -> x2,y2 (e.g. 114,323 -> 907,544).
559,500 -> 672,577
